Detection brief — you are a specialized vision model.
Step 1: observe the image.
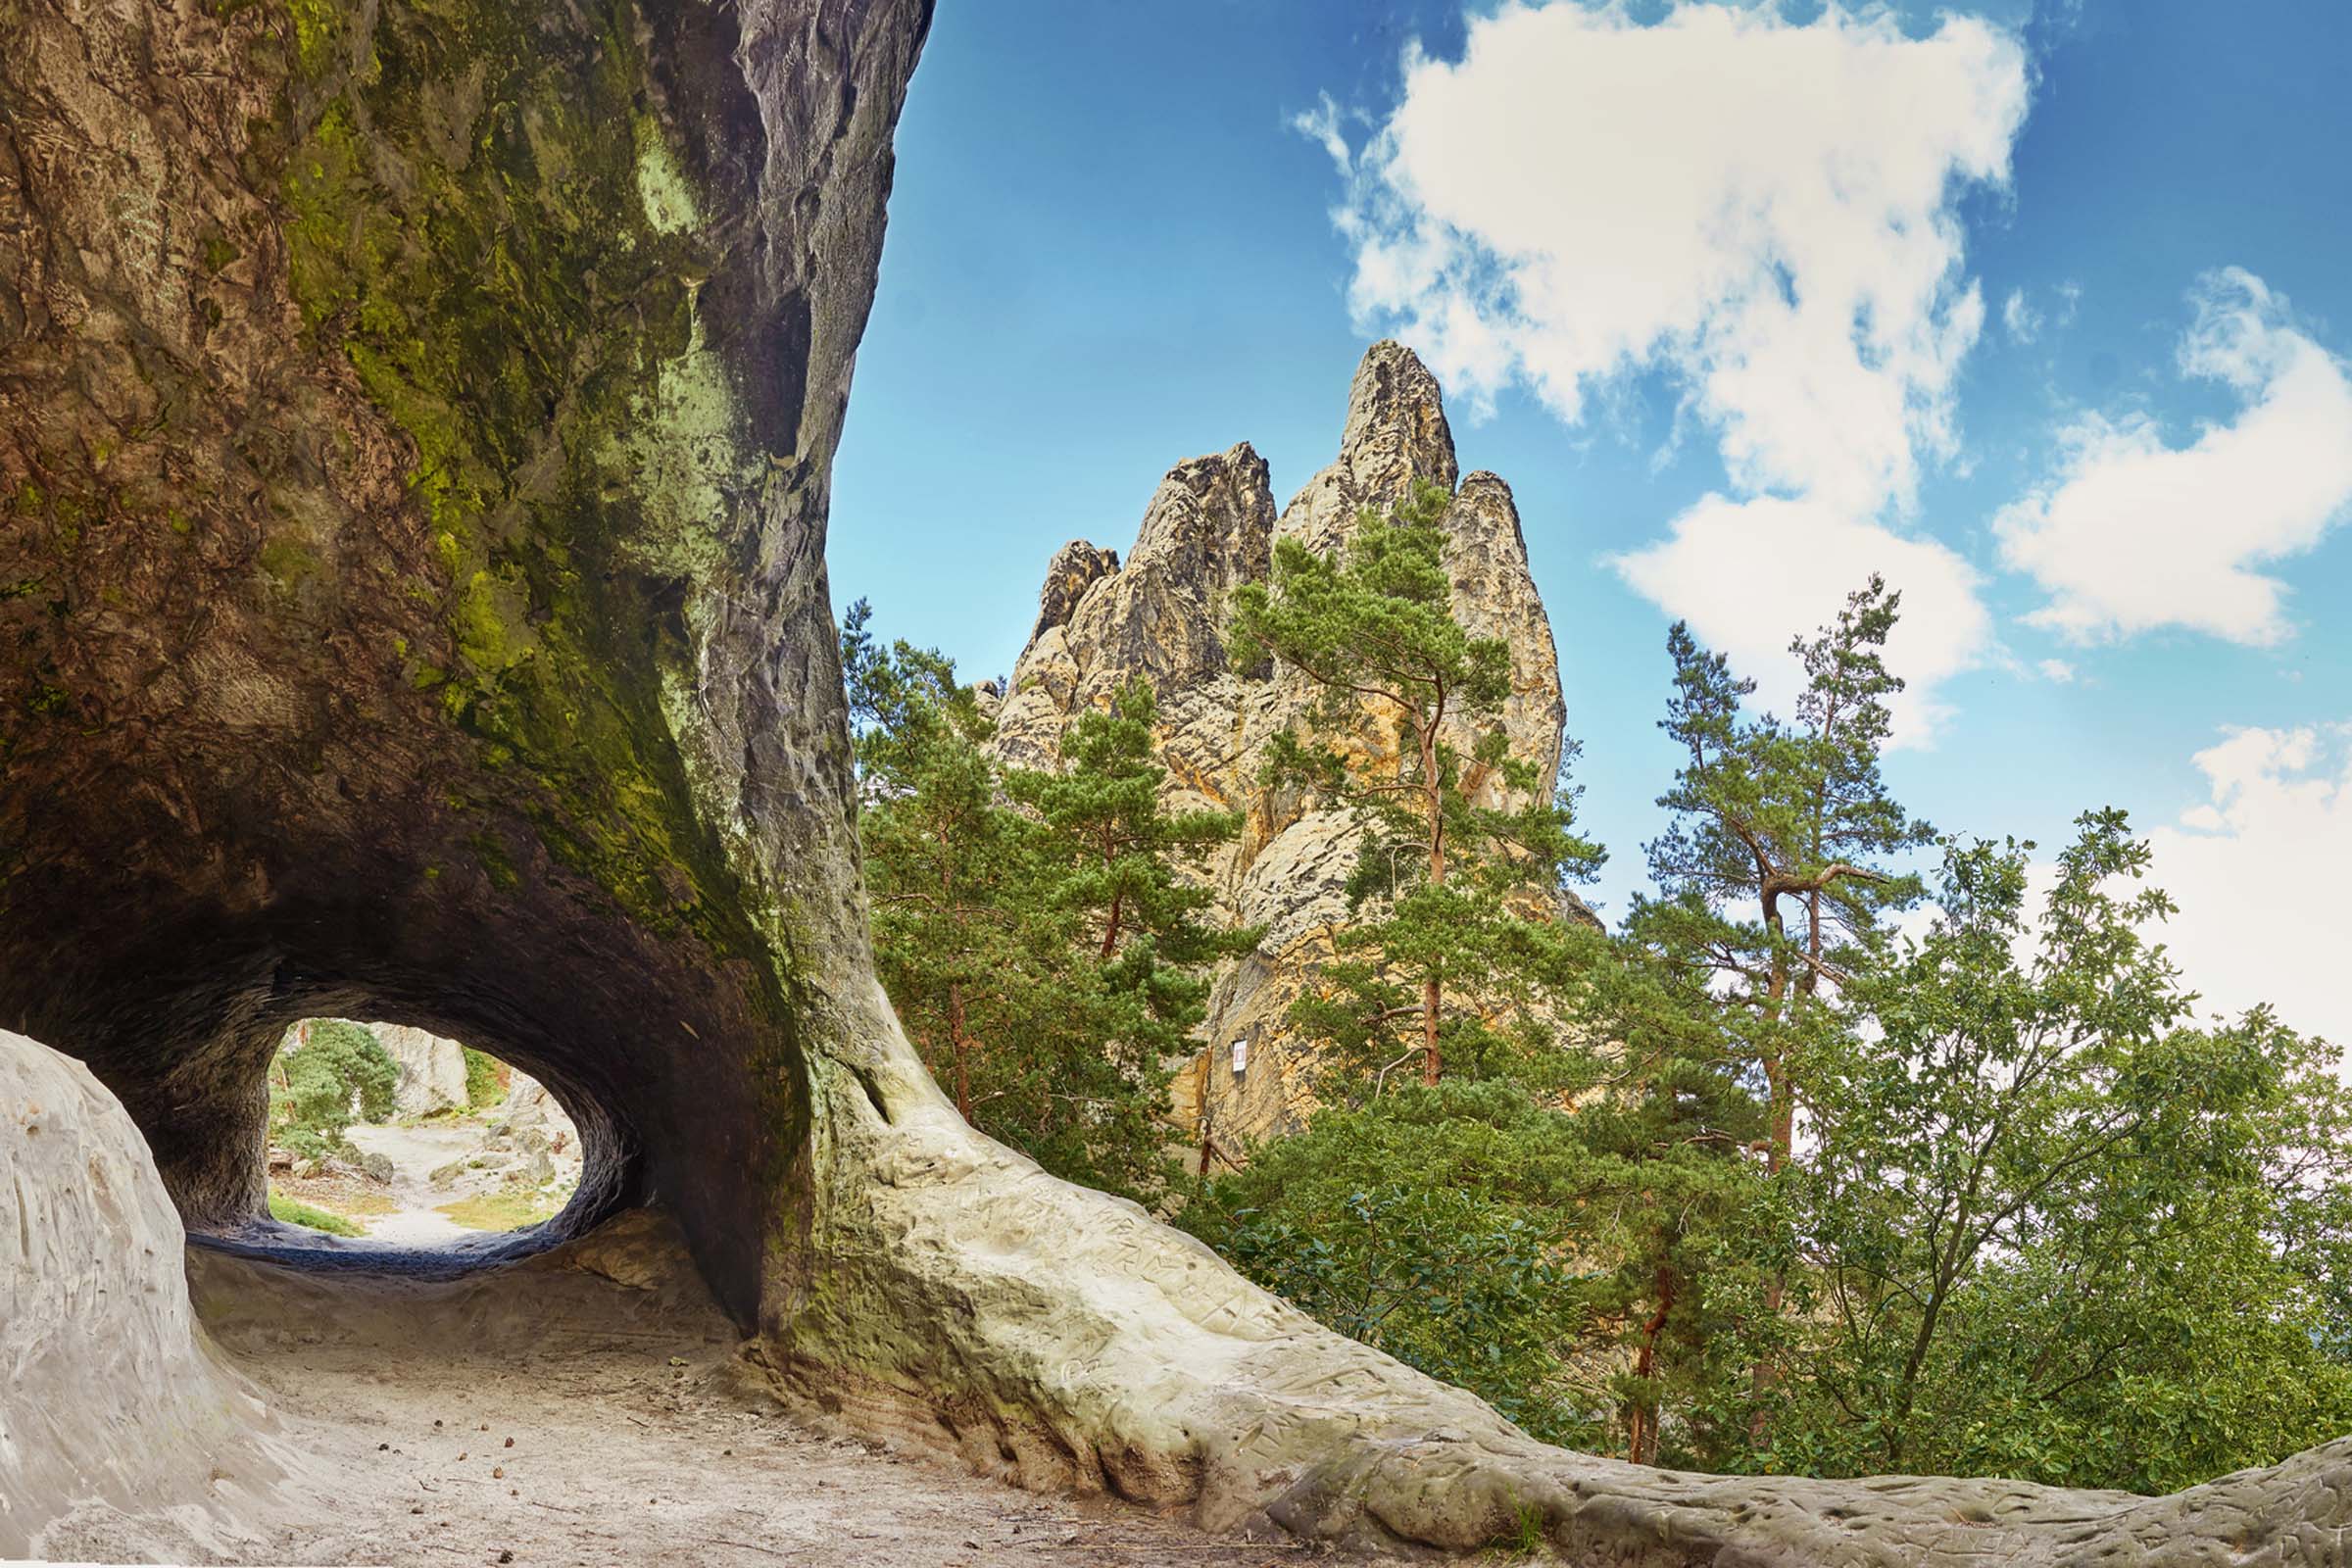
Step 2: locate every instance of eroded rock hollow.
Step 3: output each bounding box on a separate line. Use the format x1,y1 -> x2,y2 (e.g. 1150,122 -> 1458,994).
3,0 -> 2347,1560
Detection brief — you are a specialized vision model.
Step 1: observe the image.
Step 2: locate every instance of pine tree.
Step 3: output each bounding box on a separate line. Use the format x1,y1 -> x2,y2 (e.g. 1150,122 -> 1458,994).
1562,941 -> 1772,1466
844,606 -> 1248,1202
843,601 -> 1041,1127
1225,479 -> 1604,1091
1008,679 -> 1252,971
1002,677 -> 1255,1190
1641,575 -> 1932,1174
1626,576 -> 1933,1446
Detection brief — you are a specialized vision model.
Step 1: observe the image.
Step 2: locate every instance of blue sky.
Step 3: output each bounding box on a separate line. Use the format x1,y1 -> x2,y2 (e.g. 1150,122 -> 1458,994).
832,0 -> 2352,1047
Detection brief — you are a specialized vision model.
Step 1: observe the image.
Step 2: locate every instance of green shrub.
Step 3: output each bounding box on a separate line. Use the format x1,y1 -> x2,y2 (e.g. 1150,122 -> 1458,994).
462,1046 -> 507,1107
269,1019 -> 398,1155
1183,1085 -> 1599,1445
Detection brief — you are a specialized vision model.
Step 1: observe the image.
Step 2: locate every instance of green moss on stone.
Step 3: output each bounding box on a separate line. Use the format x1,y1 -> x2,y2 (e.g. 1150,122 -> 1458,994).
270,0 -> 799,1026
258,536 -> 319,589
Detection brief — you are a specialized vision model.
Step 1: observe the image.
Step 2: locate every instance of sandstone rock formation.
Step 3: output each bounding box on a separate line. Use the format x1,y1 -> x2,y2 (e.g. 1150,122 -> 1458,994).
365,1023 -> 469,1116
0,1031 -> 285,1556
4,0 -> 2350,1560
986,343 -> 1581,1151
431,1072 -> 585,1200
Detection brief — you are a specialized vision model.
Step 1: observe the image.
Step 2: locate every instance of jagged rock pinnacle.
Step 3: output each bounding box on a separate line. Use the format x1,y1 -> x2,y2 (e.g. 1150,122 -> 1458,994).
989,342 -> 1561,1146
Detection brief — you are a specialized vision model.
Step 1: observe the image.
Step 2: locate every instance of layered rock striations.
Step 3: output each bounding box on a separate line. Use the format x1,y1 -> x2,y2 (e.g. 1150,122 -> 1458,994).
0,1032 -> 286,1557
987,343 -> 1575,1151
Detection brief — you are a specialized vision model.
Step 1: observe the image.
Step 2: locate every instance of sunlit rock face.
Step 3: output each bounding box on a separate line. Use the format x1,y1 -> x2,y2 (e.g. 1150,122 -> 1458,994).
0,1031 -> 283,1557
987,343 -> 1582,1148
364,1024 -> 468,1117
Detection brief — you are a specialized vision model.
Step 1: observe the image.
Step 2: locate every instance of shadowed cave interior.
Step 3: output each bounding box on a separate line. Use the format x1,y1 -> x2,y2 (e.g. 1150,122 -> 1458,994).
2,857 -> 790,1300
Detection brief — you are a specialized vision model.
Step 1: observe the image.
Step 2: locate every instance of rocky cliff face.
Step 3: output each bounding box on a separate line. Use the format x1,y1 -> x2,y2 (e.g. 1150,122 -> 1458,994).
986,342 -> 1572,1151
366,1023 -> 469,1117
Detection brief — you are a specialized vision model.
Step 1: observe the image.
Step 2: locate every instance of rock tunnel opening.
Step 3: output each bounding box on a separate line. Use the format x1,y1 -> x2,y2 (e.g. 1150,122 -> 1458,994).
174,1002 -> 639,1274
258,1020 -> 591,1250
2,831 -> 807,1322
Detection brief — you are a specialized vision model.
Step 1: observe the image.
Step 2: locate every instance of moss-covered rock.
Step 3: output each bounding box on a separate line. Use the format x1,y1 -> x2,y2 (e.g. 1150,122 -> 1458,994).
0,0 -> 922,1315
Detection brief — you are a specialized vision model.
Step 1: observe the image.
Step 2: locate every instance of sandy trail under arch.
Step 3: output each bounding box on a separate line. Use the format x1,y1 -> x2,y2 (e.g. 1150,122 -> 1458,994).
341,1121 -> 482,1246
32,1212 -> 1319,1568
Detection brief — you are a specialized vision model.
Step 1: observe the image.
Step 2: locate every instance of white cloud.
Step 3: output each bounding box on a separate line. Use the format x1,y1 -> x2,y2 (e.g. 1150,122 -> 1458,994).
1995,269 -> 2352,646
2002,288 -> 2042,344
1292,91 -> 1355,177
2054,279 -> 2082,328
2036,658 -> 2076,683
1614,494 -> 1990,743
1313,1 -> 2030,737
2145,723 -> 2352,1051
1324,1 -> 2026,513
2000,281 -> 2080,345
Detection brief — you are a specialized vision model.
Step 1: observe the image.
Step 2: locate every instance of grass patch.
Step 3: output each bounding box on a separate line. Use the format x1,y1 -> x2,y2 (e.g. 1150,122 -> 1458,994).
436,1190 -> 559,1232
395,1103 -> 499,1129
269,1190 -> 364,1236
274,1181 -> 397,1216
1483,1501 -> 1550,1560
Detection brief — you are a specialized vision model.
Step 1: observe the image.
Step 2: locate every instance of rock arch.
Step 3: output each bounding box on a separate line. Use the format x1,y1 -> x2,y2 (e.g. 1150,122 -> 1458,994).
1,0 -> 2346,1559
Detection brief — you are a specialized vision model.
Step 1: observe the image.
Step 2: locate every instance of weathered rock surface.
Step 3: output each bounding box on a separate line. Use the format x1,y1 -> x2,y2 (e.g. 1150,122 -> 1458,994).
785,990 -> 2352,1563
0,1030 -> 284,1557
366,1022 -> 469,1116
987,343 -> 1576,1150
3,0 -> 2350,1561
433,1072 -> 584,1199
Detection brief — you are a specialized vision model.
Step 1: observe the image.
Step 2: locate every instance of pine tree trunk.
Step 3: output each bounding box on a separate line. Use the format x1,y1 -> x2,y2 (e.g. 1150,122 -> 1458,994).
948,983 -> 972,1122
1629,1265 -> 1676,1466
1752,892 -> 1792,1437
1422,719 -> 1445,1086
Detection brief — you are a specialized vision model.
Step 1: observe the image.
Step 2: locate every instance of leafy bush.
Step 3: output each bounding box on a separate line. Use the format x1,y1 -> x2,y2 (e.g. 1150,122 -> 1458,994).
269,1019 -> 398,1156
462,1046 -> 507,1108
1183,1085 -> 1599,1444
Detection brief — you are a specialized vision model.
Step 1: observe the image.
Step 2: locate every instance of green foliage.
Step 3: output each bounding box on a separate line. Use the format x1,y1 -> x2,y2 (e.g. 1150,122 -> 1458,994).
861,561 -> 2352,1497
1185,1083 -> 1596,1444
844,604 -> 1246,1204
1602,577 -> 1935,1461
462,1046 -> 506,1108
1768,814 -> 2352,1489
268,1019 -> 398,1157
1225,479 -> 1604,1091
268,1190 -> 364,1236
1638,574 -> 1934,1161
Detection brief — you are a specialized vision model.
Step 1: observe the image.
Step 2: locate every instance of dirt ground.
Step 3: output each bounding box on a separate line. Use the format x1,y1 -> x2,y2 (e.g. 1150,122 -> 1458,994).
340,1119 -> 498,1245
30,1212 -> 1345,1568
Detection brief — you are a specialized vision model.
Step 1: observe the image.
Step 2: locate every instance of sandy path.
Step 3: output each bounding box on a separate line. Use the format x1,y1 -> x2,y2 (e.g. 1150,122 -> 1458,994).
344,1121 -> 482,1244
35,1213 -> 1334,1567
